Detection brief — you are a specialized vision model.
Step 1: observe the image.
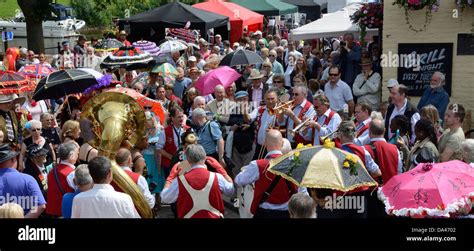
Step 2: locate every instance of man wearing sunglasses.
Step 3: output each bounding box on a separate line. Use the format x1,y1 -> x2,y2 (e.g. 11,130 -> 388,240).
268,50 -> 284,74
278,86 -> 316,148
324,66 -> 355,118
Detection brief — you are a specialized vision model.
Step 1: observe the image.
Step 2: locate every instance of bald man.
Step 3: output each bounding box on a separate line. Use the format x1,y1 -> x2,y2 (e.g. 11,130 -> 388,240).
113,148 -> 155,209
235,130 -> 303,218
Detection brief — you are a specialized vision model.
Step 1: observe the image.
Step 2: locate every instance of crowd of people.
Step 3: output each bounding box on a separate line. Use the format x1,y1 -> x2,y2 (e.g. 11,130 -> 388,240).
0,28 -> 473,219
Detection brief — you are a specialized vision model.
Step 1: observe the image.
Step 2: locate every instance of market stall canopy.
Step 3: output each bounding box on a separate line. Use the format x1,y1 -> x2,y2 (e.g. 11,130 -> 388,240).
122,1 -> 229,43
281,0 -> 321,22
230,0 -> 298,16
290,3 -> 378,40
193,0 -> 264,44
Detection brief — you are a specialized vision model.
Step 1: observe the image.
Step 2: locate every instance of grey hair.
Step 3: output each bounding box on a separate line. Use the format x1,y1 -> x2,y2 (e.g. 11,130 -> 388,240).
338,121 -> 356,139
58,141 -> 79,161
370,111 -> 384,120
74,164 -> 93,186
132,82 -> 144,89
293,85 -> 308,95
433,71 -> 446,85
185,144 -> 207,164
27,120 -> 42,131
192,108 -> 207,118
214,84 -> 225,92
461,139 -> 474,163
281,138 -> 292,154
288,193 -> 316,218
280,39 -> 288,47
269,49 -> 277,56
193,96 -> 205,104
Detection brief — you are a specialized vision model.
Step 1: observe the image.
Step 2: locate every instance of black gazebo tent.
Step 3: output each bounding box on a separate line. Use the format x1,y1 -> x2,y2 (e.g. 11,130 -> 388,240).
120,1 -> 229,43
282,0 -> 321,22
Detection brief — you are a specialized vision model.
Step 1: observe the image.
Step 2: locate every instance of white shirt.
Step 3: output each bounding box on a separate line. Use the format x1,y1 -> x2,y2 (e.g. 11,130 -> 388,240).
279,99 -> 316,143
387,99 -> 420,142
156,126 -> 185,150
284,65 -> 294,87
161,164 -> 234,204
121,166 -> 155,209
369,138 -> 404,174
71,184 -> 140,218
235,150 -> 307,211
249,106 -> 276,145
354,118 -> 371,146
24,100 -> 49,121
64,161 -> 77,190
303,109 -> 342,146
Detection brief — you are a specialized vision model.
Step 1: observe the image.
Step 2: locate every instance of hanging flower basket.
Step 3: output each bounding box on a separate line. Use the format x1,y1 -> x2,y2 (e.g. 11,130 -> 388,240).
393,0 -> 439,10
350,3 -> 383,46
393,0 -> 440,33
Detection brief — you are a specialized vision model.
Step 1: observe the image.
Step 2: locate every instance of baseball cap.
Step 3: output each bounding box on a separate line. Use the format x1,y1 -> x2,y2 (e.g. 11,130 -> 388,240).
188,56 -> 197,62
387,78 -> 399,88
235,91 -> 249,99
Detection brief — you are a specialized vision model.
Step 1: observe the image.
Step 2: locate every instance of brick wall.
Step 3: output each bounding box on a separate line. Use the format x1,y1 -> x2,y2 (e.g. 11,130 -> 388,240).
382,2 -> 474,130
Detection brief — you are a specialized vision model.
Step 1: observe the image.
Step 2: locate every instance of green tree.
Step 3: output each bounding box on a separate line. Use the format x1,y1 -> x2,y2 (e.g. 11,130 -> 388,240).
17,0 -> 52,53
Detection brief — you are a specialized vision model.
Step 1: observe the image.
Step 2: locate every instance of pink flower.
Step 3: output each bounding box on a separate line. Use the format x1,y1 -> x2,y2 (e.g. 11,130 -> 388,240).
408,0 -> 420,5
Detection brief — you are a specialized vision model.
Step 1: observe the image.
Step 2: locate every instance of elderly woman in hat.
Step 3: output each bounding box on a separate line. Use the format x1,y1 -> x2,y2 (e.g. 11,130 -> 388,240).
352,57 -> 382,111
23,143 -> 51,198
18,120 -> 56,172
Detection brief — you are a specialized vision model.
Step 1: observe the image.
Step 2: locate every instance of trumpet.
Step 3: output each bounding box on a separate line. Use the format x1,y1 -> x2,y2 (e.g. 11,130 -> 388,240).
268,100 -> 294,116
290,118 -> 312,136
319,129 -> 339,143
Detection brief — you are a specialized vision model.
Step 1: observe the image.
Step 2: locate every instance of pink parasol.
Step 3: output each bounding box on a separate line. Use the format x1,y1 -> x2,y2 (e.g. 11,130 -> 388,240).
378,160 -> 474,218
18,64 -> 55,79
194,66 -> 241,96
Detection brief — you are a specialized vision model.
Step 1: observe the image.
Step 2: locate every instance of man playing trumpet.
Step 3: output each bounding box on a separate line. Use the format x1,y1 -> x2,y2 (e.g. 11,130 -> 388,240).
302,94 -> 342,146
277,86 -> 316,148
247,89 -> 280,160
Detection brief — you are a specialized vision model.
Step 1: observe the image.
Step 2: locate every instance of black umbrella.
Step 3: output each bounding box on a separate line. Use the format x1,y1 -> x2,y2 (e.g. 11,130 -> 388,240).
100,46 -> 155,71
93,38 -> 124,52
219,49 -> 264,67
33,69 -> 100,100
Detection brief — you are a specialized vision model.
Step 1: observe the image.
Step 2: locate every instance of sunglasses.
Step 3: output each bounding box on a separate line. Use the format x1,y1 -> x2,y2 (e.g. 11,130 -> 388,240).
144,106 -> 153,110
329,73 -> 339,76
273,81 -> 283,83
269,55 -> 276,57
31,128 -> 42,132
294,93 -> 300,96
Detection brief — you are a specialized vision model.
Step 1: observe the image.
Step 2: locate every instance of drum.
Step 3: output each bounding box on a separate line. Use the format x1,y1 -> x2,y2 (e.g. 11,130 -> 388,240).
237,183 -> 255,218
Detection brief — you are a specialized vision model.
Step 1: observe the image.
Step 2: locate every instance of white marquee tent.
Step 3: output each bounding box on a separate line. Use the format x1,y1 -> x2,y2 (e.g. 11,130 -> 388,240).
290,3 -> 378,40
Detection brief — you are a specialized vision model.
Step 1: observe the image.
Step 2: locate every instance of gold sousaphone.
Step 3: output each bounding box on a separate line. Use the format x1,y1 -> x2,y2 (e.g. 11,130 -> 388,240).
81,92 -> 153,218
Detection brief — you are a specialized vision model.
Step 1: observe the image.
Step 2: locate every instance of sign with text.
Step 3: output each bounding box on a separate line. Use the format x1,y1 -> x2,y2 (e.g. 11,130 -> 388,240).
397,43 -> 453,96
1,31 -> 14,42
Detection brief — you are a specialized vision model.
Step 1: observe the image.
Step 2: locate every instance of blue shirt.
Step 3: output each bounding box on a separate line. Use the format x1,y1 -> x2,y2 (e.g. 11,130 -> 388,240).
62,190 -> 81,219
174,78 -> 192,100
0,168 -> 46,214
417,86 -> 449,120
196,121 -> 222,155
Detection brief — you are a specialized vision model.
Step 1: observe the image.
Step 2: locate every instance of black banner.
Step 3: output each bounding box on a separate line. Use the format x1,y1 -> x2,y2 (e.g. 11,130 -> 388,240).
0,219 -> 472,250
397,43 -> 453,96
